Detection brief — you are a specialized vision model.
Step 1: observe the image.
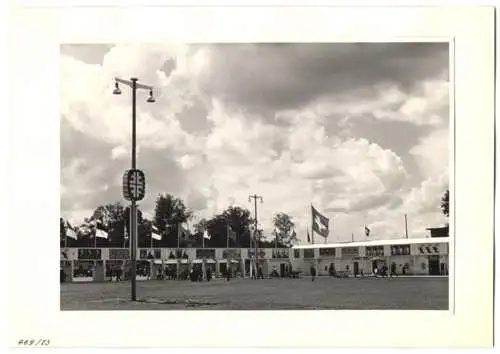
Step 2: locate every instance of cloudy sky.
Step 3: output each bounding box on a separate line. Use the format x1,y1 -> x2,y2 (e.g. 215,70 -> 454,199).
60,43 -> 449,243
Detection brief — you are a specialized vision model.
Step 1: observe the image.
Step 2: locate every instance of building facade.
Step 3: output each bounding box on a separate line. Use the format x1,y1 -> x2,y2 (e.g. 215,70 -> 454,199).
290,237 -> 449,276
60,237 -> 449,282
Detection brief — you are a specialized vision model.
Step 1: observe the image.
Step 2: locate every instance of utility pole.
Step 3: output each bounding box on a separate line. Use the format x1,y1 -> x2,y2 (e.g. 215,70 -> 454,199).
249,194 -> 263,278
113,77 -> 156,301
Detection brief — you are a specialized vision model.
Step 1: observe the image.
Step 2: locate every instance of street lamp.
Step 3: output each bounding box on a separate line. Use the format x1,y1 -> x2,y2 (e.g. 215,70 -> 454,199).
113,77 -> 156,301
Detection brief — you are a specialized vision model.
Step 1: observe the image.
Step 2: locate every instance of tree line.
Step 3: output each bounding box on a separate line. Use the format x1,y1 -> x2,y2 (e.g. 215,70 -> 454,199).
60,194 -> 299,249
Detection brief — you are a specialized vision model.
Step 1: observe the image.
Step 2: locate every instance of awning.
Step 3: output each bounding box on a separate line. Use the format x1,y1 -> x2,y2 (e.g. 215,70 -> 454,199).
231,259 -> 240,264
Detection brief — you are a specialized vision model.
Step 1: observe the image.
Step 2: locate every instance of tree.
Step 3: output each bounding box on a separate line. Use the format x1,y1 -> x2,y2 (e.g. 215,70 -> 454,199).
273,212 -> 297,247
204,206 -> 253,248
60,217 -> 66,247
89,202 -> 127,247
441,189 -> 449,217
222,206 -> 253,247
153,194 -> 193,247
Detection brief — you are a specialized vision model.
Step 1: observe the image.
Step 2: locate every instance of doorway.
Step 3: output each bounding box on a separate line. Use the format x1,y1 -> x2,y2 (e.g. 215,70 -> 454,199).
353,262 -> 359,276
428,256 -> 440,275
280,263 -> 286,277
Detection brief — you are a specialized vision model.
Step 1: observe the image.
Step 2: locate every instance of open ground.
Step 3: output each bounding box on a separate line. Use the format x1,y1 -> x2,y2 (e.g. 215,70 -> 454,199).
61,276 -> 449,310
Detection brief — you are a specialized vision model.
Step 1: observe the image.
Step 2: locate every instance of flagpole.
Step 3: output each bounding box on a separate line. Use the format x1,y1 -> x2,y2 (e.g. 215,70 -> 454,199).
311,204 -> 315,244
404,214 -> 409,239
177,223 -> 180,249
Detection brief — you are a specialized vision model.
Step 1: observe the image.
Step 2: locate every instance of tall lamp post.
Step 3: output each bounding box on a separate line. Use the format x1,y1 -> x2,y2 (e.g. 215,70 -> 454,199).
113,77 -> 156,301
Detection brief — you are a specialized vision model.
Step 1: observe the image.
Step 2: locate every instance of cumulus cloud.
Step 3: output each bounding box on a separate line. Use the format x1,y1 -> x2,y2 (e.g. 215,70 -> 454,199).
61,43 -> 450,241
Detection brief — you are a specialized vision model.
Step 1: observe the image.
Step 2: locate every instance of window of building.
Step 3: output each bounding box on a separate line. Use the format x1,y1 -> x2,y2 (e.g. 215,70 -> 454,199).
293,249 -> 300,258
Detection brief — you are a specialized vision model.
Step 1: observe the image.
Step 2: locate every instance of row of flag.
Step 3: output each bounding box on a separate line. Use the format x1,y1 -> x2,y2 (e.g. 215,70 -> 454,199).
64,219 -> 238,246
64,205 -> 375,246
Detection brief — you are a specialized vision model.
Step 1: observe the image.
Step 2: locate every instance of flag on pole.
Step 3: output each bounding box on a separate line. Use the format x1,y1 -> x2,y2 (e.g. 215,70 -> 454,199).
151,225 -> 162,240
203,230 -> 211,240
65,221 -> 78,240
226,224 -> 236,247
123,222 -> 128,248
96,228 -> 108,239
78,224 -> 91,236
311,205 -> 329,238
365,225 -> 371,237
177,222 -> 189,247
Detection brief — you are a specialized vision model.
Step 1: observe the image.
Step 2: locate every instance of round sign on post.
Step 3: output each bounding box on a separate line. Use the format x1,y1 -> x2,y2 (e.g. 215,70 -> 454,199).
122,169 -> 146,201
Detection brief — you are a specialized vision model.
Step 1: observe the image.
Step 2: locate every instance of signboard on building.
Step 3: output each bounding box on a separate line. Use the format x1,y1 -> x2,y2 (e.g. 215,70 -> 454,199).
248,249 -> 266,258
303,249 -> 315,258
109,249 -> 129,260
223,249 -> 242,259
139,248 -> 161,260
166,248 -> 189,259
341,247 -> 359,258
60,248 -> 77,260
391,244 -> 411,256
416,244 -> 441,255
366,246 -> 384,258
319,248 -> 336,257
196,249 -> 216,259
272,249 -> 290,259
77,248 -> 102,260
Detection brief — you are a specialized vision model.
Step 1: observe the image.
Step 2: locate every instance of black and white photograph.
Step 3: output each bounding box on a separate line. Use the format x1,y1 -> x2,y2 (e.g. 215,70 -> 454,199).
8,5 -> 494,349
59,42 -> 451,311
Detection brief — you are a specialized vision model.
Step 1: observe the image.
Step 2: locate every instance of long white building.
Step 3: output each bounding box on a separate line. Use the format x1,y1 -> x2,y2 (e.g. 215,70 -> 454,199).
60,237 -> 449,282
291,237 -> 449,276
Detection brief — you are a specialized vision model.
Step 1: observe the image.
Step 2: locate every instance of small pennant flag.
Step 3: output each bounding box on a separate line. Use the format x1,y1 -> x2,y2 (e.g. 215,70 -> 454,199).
151,225 -> 162,240
365,225 -> 371,237
95,228 -> 108,239
65,221 -> 78,240
203,229 -> 211,240
307,230 -> 311,243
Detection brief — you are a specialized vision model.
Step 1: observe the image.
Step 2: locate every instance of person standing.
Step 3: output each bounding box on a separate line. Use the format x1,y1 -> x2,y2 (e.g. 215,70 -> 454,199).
310,265 -> 316,282
391,262 -> 397,277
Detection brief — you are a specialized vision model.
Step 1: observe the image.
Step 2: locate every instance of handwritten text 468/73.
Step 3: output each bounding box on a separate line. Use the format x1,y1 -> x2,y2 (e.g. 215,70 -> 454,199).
18,339 -> 50,346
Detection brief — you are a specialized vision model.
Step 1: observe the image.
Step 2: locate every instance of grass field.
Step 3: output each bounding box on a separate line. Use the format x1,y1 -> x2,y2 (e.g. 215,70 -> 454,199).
60,276 -> 449,311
